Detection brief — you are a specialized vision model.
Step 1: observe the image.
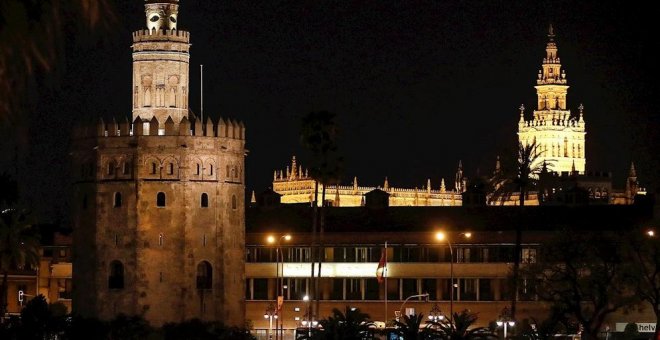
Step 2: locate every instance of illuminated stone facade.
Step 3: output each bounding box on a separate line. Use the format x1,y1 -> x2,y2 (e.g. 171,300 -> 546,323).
272,156 -> 464,207
518,25 -> 586,174
71,0 -> 246,326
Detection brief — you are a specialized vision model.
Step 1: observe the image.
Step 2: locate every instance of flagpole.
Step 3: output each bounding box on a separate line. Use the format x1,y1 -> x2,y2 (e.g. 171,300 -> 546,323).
384,240 -> 388,327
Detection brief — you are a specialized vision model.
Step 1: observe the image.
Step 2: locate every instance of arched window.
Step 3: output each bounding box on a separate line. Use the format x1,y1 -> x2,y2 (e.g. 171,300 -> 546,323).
114,192 -> 122,208
209,164 -> 214,176
123,162 -> 131,175
196,164 -> 201,175
144,88 -> 152,107
201,193 -> 209,208
109,260 -> 124,289
157,192 -> 166,207
151,162 -> 158,175
107,161 -> 115,176
168,163 -> 174,175
231,195 -> 237,210
196,261 -> 212,290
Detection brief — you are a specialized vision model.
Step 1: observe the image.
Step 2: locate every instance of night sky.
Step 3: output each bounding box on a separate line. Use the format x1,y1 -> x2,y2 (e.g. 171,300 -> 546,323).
2,0 -> 658,222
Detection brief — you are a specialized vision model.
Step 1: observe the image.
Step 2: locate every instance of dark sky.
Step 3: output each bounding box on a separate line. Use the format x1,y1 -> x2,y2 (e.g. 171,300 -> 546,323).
2,0 -> 659,222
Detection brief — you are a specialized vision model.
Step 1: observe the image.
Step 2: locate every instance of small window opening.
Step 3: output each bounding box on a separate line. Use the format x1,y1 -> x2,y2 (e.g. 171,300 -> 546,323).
157,192 -> 166,207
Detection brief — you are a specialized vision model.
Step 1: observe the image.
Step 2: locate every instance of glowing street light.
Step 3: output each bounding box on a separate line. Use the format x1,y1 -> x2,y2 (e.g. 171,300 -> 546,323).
496,307 -> 515,339
434,231 -> 471,320
267,234 -> 292,340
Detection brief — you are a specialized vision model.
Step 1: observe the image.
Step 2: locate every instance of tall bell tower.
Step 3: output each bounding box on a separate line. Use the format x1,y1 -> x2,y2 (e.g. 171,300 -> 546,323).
72,0 -> 246,327
518,25 -> 586,173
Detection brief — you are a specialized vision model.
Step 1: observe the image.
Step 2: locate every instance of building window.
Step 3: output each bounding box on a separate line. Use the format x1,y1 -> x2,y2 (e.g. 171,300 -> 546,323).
107,162 -> 115,176
159,233 -> 164,246
168,163 -> 174,175
253,278 -> 268,300
203,235 -> 207,247
113,192 -> 122,208
115,234 -> 119,246
157,192 -> 166,207
109,260 -> 124,289
209,164 -> 214,176
478,279 -> 493,301
365,279 -> 379,300
232,195 -> 237,210
151,162 -> 158,174
196,261 -> 212,290
460,279 -> 477,301
196,164 -> 201,175
201,193 -> 209,208
522,248 -> 537,264
123,162 -> 131,175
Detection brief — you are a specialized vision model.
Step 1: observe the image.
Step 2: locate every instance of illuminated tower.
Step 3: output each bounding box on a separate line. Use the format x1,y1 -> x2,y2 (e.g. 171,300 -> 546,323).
72,0 -> 246,326
518,25 -> 586,174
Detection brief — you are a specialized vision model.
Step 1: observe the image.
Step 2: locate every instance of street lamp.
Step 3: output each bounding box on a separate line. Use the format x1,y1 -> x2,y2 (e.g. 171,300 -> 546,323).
435,231 -> 471,320
300,295 -> 318,337
398,293 -> 429,321
267,234 -> 292,340
496,306 -> 515,339
427,303 -> 445,322
264,303 -> 278,340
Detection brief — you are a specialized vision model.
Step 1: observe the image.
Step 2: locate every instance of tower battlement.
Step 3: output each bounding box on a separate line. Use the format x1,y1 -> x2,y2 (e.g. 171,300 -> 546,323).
73,115 -> 245,140
132,29 -> 190,43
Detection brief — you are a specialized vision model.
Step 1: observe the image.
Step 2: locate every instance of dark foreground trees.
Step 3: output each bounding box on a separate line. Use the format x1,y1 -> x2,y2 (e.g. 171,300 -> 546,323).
523,231 -> 637,340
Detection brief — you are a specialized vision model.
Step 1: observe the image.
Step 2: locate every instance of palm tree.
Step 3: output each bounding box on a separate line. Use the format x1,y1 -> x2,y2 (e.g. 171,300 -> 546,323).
0,0 -> 114,123
489,141 -> 547,319
0,209 -> 40,319
300,110 -> 343,315
393,313 -> 429,340
429,310 -> 496,340
314,306 -> 374,340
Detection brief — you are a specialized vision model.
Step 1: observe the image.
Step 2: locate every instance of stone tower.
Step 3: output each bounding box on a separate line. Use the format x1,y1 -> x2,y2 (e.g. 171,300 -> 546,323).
71,0 -> 246,327
518,25 -> 586,174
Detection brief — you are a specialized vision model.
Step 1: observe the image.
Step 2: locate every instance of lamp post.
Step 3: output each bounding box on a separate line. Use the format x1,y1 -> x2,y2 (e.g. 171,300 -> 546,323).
267,234 -> 291,340
300,295 -> 318,337
427,303 -> 445,323
496,306 -> 515,339
264,303 -> 278,340
435,231 -> 471,321
398,293 -> 429,320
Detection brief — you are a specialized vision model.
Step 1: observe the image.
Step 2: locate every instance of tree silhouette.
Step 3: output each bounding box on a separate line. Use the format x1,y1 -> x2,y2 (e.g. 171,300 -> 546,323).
0,0 -> 114,123
489,141 -> 547,319
300,110 -> 343,315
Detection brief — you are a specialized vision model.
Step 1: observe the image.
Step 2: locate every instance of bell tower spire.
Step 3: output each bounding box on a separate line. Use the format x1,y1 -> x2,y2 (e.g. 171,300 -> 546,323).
132,0 -> 190,126
518,25 -> 586,174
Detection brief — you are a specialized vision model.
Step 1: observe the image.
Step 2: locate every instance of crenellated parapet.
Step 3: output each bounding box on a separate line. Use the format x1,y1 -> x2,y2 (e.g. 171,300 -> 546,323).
132,29 -> 191,45
73,115 -> 245,140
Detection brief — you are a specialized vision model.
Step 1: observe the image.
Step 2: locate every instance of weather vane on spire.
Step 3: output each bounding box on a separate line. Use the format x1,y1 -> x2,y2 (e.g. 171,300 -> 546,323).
548,24 -> 555,41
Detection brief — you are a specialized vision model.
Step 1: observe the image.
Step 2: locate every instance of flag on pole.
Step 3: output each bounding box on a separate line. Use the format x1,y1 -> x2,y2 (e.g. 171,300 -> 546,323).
376,245 -> 387,283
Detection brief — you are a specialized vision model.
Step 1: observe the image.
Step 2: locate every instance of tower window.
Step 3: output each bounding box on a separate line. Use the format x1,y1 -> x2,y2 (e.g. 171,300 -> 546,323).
151,162 -> 157,175
201,193 -> 209,208
107,162 -> 115,176
113,192 -> 122,208
196,164 -> 201,175
109,260 -> 124,290
232,195 -> 237,210
168,163 -> 174,175
196,261 -> 212,290
123,162 -> 131,175
209,164 -> 214,176
159,233 -> 164,246
157,192 -> 166,207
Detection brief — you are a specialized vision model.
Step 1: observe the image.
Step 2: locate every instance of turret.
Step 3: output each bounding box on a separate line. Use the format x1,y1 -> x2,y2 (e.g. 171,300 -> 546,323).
144,0 -> 179,31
